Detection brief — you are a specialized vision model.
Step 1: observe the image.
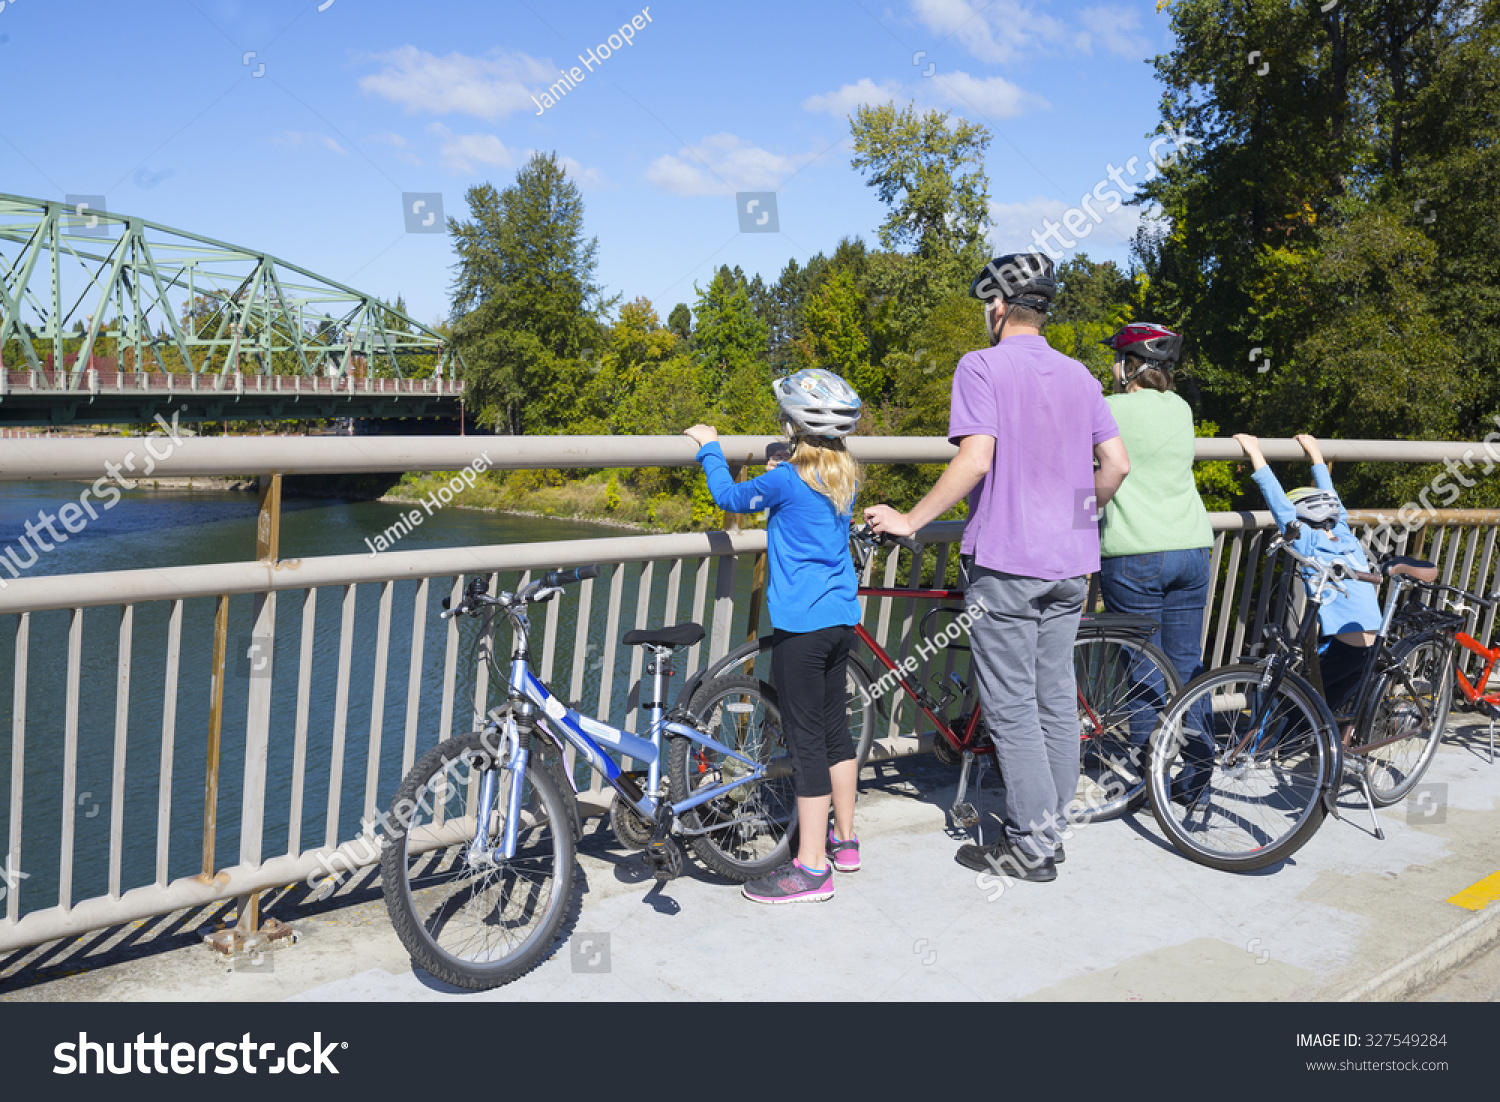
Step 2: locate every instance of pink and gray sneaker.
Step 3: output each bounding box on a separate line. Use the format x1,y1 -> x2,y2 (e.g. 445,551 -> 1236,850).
741,860 -> 834,904
826,829 -> 861,872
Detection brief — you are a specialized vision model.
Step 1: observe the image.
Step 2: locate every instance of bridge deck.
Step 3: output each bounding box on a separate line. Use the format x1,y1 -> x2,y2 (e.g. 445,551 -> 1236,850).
0,370 -> 463,425
2,718 -> 1495,1002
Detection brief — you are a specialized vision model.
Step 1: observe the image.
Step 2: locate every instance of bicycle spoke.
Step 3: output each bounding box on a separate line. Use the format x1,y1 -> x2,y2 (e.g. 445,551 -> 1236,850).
1153,670 -> 1330,864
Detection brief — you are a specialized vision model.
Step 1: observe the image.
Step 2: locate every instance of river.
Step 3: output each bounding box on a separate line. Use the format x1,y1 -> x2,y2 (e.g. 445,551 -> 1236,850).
0,483 -> 750,917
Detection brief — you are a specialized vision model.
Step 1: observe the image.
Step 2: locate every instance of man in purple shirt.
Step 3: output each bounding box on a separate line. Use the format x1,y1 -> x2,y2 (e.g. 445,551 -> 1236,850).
866,252 -> 1130,881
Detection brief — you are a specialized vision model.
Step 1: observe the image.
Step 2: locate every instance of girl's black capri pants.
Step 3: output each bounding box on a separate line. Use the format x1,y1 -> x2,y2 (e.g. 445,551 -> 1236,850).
770,624 -> 857,799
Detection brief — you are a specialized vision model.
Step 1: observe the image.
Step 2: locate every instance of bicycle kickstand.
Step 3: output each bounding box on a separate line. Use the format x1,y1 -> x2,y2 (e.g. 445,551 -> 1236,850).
952,750 -> 980,831
1353,769 -> 1385,841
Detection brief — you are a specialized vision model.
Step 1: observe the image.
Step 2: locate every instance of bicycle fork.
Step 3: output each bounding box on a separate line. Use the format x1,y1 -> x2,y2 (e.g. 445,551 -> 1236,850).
466,714 -> 530,866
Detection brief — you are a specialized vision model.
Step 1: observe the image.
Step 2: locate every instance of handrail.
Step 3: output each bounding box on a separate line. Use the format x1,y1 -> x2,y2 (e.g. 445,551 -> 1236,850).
0,435 -> 1492,482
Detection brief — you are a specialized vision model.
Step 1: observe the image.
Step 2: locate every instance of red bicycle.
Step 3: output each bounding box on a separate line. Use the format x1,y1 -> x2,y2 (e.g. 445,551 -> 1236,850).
705,526 -> 1182,824
1403,589 -> 1500,765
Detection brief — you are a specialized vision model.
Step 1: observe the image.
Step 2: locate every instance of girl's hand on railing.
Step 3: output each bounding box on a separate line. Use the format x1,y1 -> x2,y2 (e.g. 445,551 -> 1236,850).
1294,434 -> 1325,466
1232,433 -> 1266,470
683,424 -> 718,448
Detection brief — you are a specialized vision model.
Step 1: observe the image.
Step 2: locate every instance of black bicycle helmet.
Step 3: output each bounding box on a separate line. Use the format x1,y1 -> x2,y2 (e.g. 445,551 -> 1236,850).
969,252 -> 1057,312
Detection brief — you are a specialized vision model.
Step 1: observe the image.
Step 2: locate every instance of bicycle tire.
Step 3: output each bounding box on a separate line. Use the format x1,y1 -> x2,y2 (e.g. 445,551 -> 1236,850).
1073,630 -> 1181,822
674,675 -> 796,881
381,729 -> 577,990
715,635 -> 877,781
1356,631 -> 1455,806
1148,664 -> 1335,871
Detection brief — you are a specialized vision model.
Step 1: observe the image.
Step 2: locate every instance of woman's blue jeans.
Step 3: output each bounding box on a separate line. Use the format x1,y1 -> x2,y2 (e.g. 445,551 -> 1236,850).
1099,548 -> 1214,802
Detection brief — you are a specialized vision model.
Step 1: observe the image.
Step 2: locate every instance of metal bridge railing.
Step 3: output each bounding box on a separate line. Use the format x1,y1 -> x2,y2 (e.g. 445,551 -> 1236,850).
0,370 -> 464,397
1,436 -> 1498,955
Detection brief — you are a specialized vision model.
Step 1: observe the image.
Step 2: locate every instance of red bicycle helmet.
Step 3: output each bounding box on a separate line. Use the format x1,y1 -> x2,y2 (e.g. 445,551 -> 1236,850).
1101,322 -> 1183,366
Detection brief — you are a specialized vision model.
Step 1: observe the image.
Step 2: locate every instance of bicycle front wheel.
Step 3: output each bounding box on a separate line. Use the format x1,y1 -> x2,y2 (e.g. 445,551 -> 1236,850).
674,675 -> 796,880
1356,632 -> 1455,805
1148,664 -> 1335,871
1073,630 -> 1181,822
381,730 -> 577,990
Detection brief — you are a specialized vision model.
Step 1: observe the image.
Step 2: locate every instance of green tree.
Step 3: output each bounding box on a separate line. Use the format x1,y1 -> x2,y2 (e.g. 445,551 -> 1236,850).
850,103 -> 991,338
691,269 -> 777,433
448,152 -> 615,434
799,267 -> 879,396
1045,256 -> 1139,384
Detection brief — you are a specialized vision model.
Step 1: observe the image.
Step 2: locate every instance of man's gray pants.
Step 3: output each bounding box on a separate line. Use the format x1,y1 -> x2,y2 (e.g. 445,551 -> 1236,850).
962,561 -> 1088,861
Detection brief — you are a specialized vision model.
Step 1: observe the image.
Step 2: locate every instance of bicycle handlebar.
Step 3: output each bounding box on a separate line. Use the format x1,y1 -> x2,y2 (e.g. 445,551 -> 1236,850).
852,523 -> 921,556
542,565 -> 600,588
440,565 -> 600,618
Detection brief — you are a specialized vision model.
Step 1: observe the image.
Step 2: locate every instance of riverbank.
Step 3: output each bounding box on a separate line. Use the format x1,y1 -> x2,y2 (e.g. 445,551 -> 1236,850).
376,491 -> 656,532
378,468 -> 717,533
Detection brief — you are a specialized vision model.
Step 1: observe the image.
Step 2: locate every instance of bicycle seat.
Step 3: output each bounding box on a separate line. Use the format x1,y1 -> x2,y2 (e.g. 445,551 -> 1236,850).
1079,613 -> 1161,638
1380,556 -> 1439,584
622,623 -> 706,648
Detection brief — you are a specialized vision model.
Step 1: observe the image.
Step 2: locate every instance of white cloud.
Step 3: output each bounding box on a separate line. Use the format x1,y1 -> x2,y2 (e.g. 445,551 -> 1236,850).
645,133 -> 815,197
933,70 -> 1047,118
1078,6 -> 1153,58
428,123 -> 515,175
368,130 -> 422,166
358,46 -> 556,120
909,0 -> 1071,65
802,78 -> 906,117
548,153 -> 609,191
988,194 -> 1144,258
271,131 -> 347,156
909,0 -> 1150,63
803,70 -> 1046,123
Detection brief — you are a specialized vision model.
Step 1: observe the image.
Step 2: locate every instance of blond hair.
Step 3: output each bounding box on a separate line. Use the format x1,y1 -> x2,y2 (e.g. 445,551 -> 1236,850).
789,434 -> 860,515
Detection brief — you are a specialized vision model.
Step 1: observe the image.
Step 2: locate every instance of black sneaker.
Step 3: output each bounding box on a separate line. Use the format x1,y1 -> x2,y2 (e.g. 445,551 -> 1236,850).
955,837 -> 1057,882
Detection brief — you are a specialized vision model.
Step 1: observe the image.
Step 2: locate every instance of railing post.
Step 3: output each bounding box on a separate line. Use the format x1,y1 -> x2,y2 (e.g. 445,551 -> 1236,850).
256,474 -> 281,562
199,594 -> 229,885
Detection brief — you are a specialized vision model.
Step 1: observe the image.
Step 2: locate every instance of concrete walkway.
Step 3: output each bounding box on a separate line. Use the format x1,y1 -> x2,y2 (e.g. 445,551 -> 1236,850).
5,718 -> 1498,1003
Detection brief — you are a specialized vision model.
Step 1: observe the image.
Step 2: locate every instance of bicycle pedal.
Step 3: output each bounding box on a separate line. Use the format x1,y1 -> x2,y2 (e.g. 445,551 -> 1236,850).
644,837 -> 684,881
951,801 -> 978,828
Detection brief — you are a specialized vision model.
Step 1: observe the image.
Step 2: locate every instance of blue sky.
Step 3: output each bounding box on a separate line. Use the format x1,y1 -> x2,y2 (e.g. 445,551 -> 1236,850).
0,0 -> 1177,329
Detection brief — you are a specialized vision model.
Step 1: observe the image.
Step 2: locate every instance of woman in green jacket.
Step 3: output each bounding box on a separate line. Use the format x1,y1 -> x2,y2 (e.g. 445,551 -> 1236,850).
1097,323 -> 1214,803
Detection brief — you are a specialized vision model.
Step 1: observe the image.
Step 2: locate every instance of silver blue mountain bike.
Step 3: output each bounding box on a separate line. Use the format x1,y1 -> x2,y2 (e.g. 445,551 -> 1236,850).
380,567 -> 793,989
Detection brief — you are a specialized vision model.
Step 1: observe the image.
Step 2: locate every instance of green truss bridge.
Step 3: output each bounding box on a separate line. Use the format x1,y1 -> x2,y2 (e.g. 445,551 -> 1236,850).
0,194 -> 465,427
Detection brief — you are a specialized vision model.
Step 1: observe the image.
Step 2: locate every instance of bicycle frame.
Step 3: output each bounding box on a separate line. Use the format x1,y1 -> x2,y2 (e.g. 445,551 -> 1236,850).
1452,631 -> 1500,705
469,601 -> 779,860
854,586 -> 990,756
709,582 -> 1129,761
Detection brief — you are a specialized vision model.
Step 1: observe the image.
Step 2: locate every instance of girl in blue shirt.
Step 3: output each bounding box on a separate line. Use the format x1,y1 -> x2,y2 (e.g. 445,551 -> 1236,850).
1236,433 -> 1382,720
684,368 -> 863,904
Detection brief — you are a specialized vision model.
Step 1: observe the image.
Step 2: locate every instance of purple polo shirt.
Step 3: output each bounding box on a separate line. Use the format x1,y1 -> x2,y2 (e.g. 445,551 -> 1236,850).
949,335 -> 1120,581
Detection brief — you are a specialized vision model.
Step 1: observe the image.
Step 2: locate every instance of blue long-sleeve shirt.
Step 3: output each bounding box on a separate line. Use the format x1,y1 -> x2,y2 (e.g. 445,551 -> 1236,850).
1251,463 -> 1382,636
696,442 -> 861,633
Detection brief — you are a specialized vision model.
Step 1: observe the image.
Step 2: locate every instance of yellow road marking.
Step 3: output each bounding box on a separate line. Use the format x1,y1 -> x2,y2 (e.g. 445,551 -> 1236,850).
1448,871 -> 1500,911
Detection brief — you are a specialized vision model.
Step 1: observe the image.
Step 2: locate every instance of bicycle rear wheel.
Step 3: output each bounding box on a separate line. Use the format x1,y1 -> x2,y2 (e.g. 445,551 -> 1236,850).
1073,630 -> 1181,821
674,675 -> 796,880
381,729 -> 576,990
1356,632 -> 1455,805
1148,664 -> 1336,871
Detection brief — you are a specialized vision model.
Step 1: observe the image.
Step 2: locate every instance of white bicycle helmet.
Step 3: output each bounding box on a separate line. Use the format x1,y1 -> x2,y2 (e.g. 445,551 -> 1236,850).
772,369 -> 861,438
1287,487 -> 1341,529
